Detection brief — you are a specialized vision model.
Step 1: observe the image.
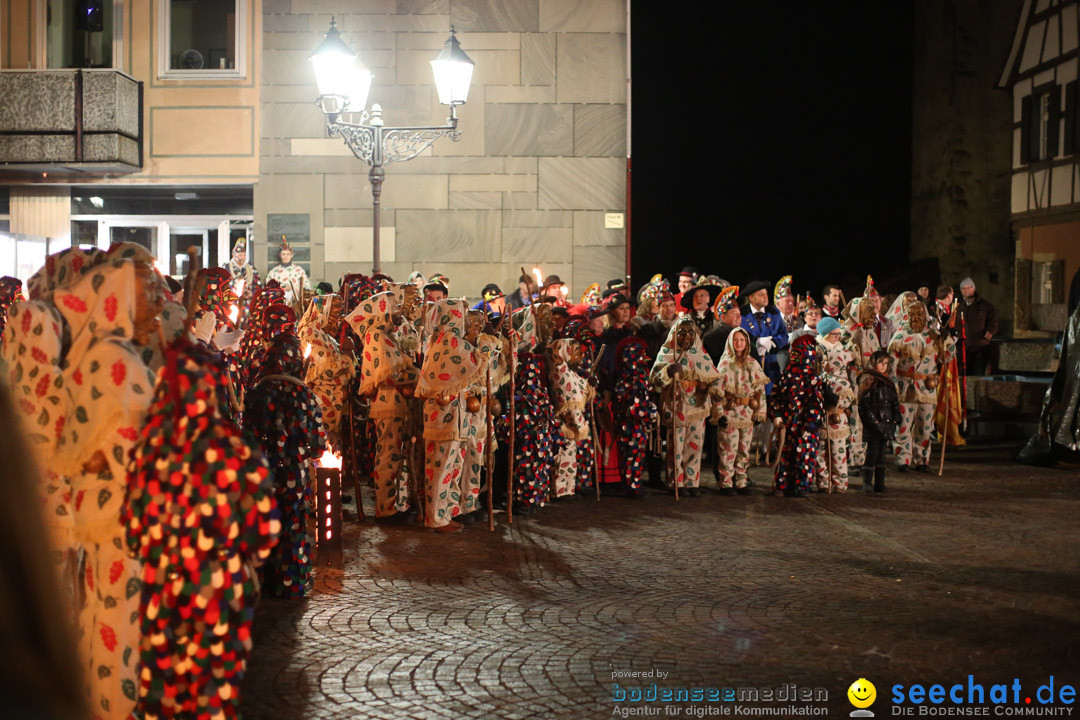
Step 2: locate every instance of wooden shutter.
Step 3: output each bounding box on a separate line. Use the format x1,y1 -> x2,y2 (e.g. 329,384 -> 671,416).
1066,82 -> 1077,156
1047,86 -> 1062,159
1021,94 -> 1033,164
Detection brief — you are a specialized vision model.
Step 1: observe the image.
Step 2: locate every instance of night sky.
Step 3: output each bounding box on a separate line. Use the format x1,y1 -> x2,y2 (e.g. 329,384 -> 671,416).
630,4 -> 914,302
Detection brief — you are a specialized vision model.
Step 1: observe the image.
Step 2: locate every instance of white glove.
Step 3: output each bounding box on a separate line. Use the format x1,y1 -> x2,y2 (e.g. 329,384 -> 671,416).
192,312 -> 215,343
757,336 -> 776,354
213,328 -> 245,353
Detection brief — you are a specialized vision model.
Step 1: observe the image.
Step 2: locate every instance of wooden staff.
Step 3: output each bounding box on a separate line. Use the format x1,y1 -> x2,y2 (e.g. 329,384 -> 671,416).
586,344 -> 606,501
506,331 -> 516,525
672,373 -> 681,501
485,363 -> 495,531
937,298 -> 958,477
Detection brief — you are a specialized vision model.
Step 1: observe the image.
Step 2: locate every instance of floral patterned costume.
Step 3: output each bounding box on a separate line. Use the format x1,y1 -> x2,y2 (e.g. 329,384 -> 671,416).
714,328 -> 768,491
266,262 -> 309,305
243,334 -> 326,598
53,259 -> 157,719
299,295 -> 355,441
649,320 -> 720,489
548,338 -> 592,498
346,291 -> 417,518
565,319 -> 599,492
772,335 -> 827,495
841,294 -> 881,469
416,299 -> 488,527
888,297 -> 954,469
815,333 -> 857,492
123,340 -> 281,719
3,300 -> 75,612
613,336 -> 658,493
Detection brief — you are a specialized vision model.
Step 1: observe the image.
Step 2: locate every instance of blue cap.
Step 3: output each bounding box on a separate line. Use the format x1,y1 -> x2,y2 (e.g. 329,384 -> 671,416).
817,317 -> 841,336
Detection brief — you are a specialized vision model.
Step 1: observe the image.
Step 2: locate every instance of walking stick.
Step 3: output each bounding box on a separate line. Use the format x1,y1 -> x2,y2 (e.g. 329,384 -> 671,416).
486,364 -> 495,531
672,376 -> 681,501
825,422 -> 833,494
585,344 -> 606,501
937,360 -> 951,477
506,334 -> 516,524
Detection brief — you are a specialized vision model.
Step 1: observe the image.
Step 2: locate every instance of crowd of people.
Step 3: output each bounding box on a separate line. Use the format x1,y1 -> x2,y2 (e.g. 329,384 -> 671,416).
0,238 -> 994,719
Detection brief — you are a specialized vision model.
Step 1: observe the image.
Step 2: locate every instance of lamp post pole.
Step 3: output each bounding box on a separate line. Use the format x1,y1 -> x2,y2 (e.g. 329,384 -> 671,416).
312,22 -> 473,274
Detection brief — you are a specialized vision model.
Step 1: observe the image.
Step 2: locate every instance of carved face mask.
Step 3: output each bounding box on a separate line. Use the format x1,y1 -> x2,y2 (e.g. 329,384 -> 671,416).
401,284 -> 420,320
534,303 -> 554,344
908,304 -> 927,333
465,310 -> 485,344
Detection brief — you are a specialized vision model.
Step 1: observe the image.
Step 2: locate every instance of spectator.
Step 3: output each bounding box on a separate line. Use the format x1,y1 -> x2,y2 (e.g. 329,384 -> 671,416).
956,277 -> 998,376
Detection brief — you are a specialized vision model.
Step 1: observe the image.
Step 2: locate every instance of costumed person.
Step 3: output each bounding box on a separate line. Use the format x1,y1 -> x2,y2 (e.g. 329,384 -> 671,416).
415,300 -> 489,532
0,275 -> 25,352
613,335 -> 658,498
298,294 -> 355,447
53,255 -> 164,720
857,349 -> 902,493
888,295 -> 953,473
460,311 -> 508,523
507,303 -> 556,511
714,327 -> 768,495
123,340 -> 281,718
649,317 -> 720,496
639,286 -> 678,361
1018,300 -> 1080,463
337,274 -> 380,514
243,332 -> 326,598
2,299 -> 77,616
265,236 -> 310,306
224,235 -> 260,311
774,276 -> 799,336
814,316 -> 856,492
702,285 -> 742,364
840,285 -> 881,471
346,289 -> 418,522
790,295 -> 822,342
548,337 -> 593,499
423,274 -> 450,303
558,318 -> 598,495
680,281 -> 720,342
741,280 -> 790,463
771,334 -> 830,498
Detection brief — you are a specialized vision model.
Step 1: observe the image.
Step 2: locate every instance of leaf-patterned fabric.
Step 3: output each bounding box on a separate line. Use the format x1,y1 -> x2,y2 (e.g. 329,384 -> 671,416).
28,246 -> 105,302
417,299 -> 484,400
123,340 -> 281,718
346,291 -> 416,402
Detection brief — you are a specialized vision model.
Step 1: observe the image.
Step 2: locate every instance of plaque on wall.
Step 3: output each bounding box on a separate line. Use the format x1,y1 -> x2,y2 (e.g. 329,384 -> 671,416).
268,213 -> 310,248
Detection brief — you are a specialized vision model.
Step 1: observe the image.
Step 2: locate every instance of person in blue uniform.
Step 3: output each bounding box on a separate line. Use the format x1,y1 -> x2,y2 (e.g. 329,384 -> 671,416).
739,280 -> 789,395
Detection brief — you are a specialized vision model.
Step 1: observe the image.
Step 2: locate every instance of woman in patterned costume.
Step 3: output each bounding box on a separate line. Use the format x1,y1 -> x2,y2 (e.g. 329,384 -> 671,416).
613,336 -> 657,498
299,294 -> 355,446
814,317 -> 857,492
649,317 -> 720,496
771,334 -> 831,498
548,337 -> 593,500
714,327 -> 768,495
416,298 -> 488,532
563,318 -> 599,494
53,256 -> 164,719
346,290 -> 418,521
123,340 -> 281,719
243,333 -> 326,598
888,295 -> 954,473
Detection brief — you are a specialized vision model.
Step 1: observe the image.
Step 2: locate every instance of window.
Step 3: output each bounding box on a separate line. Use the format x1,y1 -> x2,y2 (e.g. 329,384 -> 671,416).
159,0 -> 246,79
45,0 -> 114,68
1021,85 -> 1060,163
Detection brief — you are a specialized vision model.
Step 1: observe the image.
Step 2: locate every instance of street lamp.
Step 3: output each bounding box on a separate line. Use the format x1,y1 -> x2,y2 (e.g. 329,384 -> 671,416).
311,20 -> 474,273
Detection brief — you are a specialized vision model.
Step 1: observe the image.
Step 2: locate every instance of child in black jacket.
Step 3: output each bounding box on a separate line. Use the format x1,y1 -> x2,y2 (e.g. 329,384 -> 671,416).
857,350 -> 902,493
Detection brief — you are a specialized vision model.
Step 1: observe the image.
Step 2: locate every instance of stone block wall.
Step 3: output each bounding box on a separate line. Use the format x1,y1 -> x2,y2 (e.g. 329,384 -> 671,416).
257,0 -> 628,300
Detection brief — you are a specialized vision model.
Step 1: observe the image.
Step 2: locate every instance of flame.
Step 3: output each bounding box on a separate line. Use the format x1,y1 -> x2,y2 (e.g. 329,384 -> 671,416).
318,445 -> 341,469
233,278 -> 245,298
559,285 -> 568,297
228,305 -> 239,324
303,343 -> 312,359
154,258 -> 169,276
532,267 -> 543,289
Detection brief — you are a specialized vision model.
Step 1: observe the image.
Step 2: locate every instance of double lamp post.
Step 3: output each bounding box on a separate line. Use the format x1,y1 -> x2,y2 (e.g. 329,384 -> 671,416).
310,20 -> 475,274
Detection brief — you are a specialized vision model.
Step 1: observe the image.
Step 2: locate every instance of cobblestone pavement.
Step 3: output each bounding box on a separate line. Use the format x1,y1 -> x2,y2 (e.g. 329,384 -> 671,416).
243,446 -> 1080,719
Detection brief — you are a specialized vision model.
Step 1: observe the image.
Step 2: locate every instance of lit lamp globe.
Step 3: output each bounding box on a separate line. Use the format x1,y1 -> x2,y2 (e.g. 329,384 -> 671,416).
430,28 -> 475,108
311,19 -> 372,115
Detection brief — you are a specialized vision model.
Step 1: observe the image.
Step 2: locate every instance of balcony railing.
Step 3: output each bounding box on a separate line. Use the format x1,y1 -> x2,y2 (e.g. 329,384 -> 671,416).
0,69 -> 142,174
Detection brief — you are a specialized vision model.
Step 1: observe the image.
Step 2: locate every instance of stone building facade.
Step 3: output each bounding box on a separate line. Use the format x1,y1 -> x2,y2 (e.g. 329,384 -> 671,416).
256,0 -> 628,300
911,0 -> 1020,334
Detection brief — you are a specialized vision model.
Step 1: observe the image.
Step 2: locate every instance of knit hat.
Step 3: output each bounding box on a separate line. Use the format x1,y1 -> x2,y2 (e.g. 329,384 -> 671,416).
817,316 -> 841,336
960,277 -> 975,289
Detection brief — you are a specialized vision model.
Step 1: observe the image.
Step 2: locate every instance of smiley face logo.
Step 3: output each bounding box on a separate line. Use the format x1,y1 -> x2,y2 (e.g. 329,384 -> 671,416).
848,678 -> 876,709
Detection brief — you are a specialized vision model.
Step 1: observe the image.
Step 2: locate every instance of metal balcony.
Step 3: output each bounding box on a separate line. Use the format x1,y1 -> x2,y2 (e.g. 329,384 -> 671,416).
0,69 -> 142,174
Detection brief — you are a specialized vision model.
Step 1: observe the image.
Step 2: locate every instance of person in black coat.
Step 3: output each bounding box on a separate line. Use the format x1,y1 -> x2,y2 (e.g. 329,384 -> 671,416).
857,350 -> 902,493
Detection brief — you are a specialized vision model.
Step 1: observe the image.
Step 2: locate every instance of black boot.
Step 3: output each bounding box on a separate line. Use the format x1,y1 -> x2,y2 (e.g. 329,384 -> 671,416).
861,467 -> 874,494
874,466 -> 886,493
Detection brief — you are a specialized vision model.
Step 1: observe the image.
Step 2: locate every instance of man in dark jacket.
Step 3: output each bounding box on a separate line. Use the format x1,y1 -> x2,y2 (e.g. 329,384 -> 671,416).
857,350 -> 902,493
505,274 -> 536,311
956,277 -> 998,376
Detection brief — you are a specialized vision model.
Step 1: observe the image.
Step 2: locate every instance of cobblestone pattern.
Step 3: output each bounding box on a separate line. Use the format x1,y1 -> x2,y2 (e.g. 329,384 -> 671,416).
243,447 -> 1080,718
